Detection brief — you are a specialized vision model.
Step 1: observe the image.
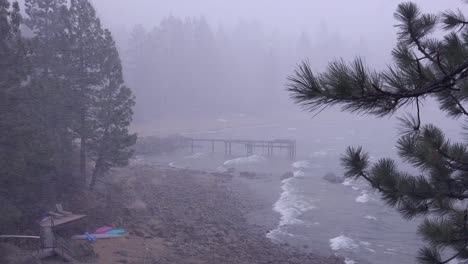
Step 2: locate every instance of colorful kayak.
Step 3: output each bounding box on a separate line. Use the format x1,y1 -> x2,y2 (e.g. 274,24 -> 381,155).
106,229 -> 126,235
71,233 -> 124,240
95,226 -> 113,234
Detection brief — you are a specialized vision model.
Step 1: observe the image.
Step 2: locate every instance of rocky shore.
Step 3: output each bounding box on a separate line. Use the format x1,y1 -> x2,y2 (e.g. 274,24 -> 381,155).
3,163 -> 343,264
79,163 -> 343,264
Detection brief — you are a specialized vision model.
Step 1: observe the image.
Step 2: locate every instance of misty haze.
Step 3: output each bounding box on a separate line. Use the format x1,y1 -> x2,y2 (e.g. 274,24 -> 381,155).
1,0 -> 468,264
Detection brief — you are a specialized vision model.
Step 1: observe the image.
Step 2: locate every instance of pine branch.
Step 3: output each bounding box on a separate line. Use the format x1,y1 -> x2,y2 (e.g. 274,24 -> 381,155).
442,9 -> 468,31
448,93 -> 468,116
416,97 -> 422,130
437,147 -> 468,171
440,244 -> 468,264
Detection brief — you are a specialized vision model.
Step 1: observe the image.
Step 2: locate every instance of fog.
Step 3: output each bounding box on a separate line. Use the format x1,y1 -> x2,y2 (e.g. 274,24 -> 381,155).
85,0 -> 464,138
3,1 -> 468,263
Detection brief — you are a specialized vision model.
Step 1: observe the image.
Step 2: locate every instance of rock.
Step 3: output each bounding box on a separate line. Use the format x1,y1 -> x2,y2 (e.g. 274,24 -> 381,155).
280,172 -> 294,180
133,229 -> 144,237
116,250 -> 129,257
239,171 -> 256,179
323,172 -> 344,183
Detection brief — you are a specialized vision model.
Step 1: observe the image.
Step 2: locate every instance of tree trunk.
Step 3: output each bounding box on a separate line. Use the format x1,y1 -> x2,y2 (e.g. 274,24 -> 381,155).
89,161 -> 101,191
80,111 -> 87,183
80,136 -> 86,182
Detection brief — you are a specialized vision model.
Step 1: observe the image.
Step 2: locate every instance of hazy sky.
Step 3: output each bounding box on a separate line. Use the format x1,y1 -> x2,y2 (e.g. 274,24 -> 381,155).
91,0 -> 464,37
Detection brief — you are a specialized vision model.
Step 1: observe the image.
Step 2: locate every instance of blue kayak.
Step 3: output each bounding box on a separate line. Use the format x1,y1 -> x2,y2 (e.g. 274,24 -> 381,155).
106,229 -> 126,235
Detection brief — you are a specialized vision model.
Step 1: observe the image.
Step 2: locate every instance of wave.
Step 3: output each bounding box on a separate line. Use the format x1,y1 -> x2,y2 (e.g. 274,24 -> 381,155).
273,178 -> 317,226
364,215 -> 377,221
293,170 -> 306,178
359,241 -> 371,247
344,258 -> 357,264
223,155 -> 266,166
292,160 -> 311,169
268,164 -> 317,242
356,192 -> 370,203
184,152 -> 207,159
329,235 -> 358,251
342,178 -> 354,186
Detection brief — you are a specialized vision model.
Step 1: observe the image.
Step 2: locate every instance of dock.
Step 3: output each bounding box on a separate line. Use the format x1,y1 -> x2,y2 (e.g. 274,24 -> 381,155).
187,138 -> 297,158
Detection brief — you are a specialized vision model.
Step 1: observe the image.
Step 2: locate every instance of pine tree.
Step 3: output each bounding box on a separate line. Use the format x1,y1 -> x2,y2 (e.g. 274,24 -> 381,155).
68,0 -> 105,182
0,0 -> 57,230
24,0 -> 75,204
0,0 -> 25,229
88,29 -> 136,190
288,2 -> 468,263
66,0 -> 136,189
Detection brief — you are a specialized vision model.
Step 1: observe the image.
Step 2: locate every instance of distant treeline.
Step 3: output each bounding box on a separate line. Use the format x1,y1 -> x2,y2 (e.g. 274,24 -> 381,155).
0,0 -> 135,233
121,17 -> 363,122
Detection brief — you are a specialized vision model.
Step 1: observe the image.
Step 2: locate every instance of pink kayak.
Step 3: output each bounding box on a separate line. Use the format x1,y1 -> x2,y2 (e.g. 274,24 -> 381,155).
95,227 -> 113,234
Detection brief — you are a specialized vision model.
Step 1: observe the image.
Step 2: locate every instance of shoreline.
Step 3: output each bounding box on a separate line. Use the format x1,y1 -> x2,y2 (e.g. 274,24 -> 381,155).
1,162 -> 343,263
85,163 -> 343,263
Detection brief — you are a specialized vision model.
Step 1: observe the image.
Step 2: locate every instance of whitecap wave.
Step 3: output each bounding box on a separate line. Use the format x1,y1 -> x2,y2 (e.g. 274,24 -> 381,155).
356,191 -> 370,203
273,179 -> 317,226
344,258 -> 357,264
329,235 -> 359,251
293,170 -> 306,177
169,162 -> 177,168
364,215 -> 377,220
223,155 -> 266,166
268,162 -> 317,243
342,178 -> 354,186
292,160 -> 311,169
360,241 -> 372,247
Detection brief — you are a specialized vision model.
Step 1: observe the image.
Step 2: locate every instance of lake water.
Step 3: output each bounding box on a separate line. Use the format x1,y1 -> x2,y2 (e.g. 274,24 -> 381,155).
138,114 -> 445,264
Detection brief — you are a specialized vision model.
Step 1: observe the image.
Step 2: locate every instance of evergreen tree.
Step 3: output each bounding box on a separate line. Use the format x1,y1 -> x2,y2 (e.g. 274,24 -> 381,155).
24,0 -> 75,204
0,0 -> 26,229
1,0 -> 57,229
288,2 -> 468,263
68,0 -> 105,182
88,29 -> 136,190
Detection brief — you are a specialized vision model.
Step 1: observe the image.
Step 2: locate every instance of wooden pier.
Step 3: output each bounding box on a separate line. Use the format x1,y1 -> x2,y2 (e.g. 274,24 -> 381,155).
187,138 -> 297,159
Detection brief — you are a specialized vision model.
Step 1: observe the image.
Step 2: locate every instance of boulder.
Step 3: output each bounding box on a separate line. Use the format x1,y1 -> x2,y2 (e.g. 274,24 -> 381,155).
323,172 -> 344,184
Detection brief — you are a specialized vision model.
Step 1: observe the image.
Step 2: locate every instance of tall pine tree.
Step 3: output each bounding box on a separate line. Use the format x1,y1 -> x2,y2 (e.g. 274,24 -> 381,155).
24,0 -> 73,208
0,0 -> 26,229
288,2 -> 468,263
68,0 -> 104,182
88,29 -> 136,190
